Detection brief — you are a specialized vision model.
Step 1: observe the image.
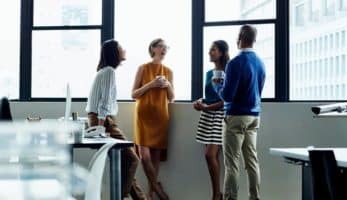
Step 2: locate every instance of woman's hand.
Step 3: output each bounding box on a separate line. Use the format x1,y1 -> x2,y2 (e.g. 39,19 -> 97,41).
196,102 -> 208,111
196,98 -> 203,104
193,98 -> 202,110
193,102 -> 201,111
160,79 -> 171,88
193,98 -> 207,111
149,76 -> 166,88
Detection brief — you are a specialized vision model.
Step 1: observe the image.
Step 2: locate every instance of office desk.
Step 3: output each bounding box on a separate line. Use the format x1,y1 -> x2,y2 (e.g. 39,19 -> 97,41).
270,148 -> 347,200
313,112 -> 347,118
70,138 -> 133,200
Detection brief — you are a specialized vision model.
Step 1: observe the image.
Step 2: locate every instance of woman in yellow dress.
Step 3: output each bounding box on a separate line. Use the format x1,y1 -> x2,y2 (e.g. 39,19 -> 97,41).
132,38 -> 174,200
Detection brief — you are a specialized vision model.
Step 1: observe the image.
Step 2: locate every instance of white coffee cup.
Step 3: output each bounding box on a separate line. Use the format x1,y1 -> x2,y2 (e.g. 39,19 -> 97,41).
156,75 -> 166,83
212,70 -> 225,80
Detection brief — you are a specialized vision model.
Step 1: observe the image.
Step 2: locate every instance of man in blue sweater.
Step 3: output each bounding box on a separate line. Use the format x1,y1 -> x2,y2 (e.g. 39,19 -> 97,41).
213,25 -> 265,200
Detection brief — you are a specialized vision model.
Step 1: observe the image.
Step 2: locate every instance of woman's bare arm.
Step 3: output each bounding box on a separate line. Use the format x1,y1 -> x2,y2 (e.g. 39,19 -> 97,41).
165,71 -> 174,102
131,66 -> 163,99
204,101 -> 223,111
195,101 -> 223,111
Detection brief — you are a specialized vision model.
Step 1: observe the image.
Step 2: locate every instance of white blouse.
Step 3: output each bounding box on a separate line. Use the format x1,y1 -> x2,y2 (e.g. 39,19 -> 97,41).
85,66 -> 118,119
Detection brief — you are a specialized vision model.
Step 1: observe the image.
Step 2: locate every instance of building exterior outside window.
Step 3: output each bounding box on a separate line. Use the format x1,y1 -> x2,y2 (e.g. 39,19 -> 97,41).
290,0 -> 347,100
240,0 -> 347,100
0,1 -> 20,99
32,0 -> 101,98
204,0 -> 275,98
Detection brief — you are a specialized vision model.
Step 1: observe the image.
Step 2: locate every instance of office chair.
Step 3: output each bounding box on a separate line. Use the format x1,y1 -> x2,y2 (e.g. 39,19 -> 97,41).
0,97 -> 12,121
308,150 -> 344,200
84,141 -> 117,200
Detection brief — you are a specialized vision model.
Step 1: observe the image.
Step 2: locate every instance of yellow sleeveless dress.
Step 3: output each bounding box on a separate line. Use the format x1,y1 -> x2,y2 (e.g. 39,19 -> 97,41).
134,62 -> 172,155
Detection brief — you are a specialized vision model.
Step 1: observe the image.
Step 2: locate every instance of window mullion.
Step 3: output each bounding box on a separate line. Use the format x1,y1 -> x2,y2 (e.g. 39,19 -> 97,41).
275,0 -> 289,101
102,0 -> 114,42
192,0 -> 205,100
20,0 -> 33,100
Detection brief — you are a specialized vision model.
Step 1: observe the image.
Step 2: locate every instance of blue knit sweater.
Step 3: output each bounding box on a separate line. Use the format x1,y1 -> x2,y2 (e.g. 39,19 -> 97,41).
213,49 -> 266,116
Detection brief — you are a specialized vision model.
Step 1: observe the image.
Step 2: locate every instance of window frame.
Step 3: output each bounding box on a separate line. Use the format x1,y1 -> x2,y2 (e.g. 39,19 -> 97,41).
192,0 -> 288,102
17,0 -> 339,102
19,0 -> 114,101
113,0 -> 193,101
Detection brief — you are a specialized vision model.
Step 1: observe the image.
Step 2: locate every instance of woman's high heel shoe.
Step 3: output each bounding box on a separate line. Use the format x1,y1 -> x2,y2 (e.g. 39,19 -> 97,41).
152,182 -> 169,200
212,193 -> 223,200
147,184 -> 154,200
147,193 -> 153,200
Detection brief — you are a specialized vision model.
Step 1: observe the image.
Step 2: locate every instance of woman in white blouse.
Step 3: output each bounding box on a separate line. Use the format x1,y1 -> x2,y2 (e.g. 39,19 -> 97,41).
86,39 -> 146,199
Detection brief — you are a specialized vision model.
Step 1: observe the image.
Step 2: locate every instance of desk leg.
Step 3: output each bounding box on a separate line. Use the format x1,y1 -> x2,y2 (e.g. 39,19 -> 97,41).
70,146 -> 74,163
110,148 -> 121,200
302,164 -> 313,200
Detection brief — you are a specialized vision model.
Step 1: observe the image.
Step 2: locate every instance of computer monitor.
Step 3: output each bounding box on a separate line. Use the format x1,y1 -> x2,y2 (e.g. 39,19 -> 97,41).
0,97 -> 13,121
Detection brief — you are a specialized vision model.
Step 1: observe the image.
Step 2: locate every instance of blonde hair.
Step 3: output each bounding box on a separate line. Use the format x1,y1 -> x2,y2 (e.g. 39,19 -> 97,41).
148,38 -> 164,58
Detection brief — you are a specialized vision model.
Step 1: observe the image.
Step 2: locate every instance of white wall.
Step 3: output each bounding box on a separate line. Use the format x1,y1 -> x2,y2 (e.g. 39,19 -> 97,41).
9,102 -> 347,200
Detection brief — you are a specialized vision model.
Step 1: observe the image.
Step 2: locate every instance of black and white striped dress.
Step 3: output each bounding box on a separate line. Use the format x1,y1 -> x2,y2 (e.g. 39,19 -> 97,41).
196,109 -> 224,145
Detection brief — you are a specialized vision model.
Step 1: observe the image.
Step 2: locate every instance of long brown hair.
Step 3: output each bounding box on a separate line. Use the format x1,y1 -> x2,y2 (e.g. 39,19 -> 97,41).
97,39 -> 121,71
213,40 -> 230,69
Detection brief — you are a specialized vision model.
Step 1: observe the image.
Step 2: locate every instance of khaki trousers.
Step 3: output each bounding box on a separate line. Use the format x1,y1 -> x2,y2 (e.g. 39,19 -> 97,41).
88,113 -> 140,198
223,115 -> 261,200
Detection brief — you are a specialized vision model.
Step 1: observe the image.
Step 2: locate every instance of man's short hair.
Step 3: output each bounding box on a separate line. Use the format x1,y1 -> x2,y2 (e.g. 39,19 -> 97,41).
238,25 -> 257,46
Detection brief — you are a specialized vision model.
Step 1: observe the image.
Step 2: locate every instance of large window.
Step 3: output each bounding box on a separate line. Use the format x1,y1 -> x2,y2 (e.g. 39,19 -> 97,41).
0,1 -> 20,99
33,0 -> 101,26
31,0 -> 101,98
204,25 -> 275,98
290,0 -> 347,100
31,30 -> 100,97
203,0 -> 276,98
114,0 -> 192,100
205,0 -> 276,21
17,0 -> 344,102
339,0 -> 347,10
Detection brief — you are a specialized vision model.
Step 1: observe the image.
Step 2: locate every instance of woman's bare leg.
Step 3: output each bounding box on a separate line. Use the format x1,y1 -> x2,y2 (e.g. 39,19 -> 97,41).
151,149 -> 161,179
205,144 -> 222,200
138,146 -> 168,200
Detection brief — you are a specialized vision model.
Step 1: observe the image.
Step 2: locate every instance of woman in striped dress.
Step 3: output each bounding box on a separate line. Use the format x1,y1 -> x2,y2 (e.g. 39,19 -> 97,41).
193,40 -> 229,200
